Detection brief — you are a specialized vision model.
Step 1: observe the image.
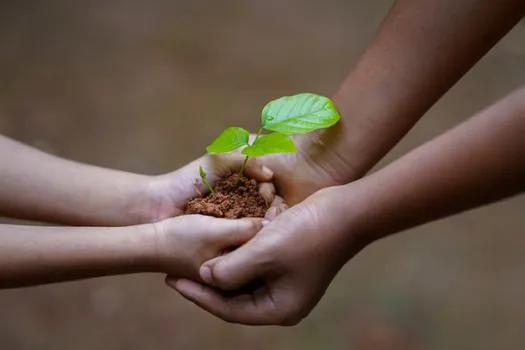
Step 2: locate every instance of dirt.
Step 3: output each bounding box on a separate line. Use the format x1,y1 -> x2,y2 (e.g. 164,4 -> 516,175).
184,172 -> 268,219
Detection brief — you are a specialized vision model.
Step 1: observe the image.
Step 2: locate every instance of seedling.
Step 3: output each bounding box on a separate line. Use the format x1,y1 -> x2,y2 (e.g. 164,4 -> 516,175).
199,165 -> 214,194
203,92 -> 341,188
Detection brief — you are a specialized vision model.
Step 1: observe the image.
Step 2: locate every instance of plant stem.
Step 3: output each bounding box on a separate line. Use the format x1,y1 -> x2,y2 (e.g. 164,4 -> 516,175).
236,128 -> 264,183
238,155 -> 250,177
204,178 -> 214,194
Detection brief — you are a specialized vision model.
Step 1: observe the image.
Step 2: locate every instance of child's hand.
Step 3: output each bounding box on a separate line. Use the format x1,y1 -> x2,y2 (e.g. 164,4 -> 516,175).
132,153 -> 287,223
151,215 -> 263,280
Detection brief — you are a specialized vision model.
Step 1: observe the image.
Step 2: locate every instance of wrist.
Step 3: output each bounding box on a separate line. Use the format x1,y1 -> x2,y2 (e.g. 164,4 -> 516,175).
308,184 -> 376,264
125,175 -> 178,225
148,219 -> 189,277
334,180 -> 388,250
125,223 -> 163,272
294,93 -> 368,188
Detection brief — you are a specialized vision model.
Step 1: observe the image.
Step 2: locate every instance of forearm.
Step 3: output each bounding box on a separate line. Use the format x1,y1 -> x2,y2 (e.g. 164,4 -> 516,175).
0,135 -> 149,225
309,0 -> 525,183
337,87 -> 525,245
0,224 -> 157,288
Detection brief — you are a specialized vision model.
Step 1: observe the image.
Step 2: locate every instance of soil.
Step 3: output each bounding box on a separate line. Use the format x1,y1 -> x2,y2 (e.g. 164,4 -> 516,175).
184,172 -> 268,219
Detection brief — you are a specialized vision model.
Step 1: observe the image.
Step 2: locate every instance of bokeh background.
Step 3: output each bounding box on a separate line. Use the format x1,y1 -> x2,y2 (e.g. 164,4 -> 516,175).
0,1 -> 524,349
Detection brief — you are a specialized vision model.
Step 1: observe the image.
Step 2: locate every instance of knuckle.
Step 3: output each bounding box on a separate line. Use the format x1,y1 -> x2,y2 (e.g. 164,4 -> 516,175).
248,219 -> 262,233
153,219 -> 168,237
237,219 -> 261,238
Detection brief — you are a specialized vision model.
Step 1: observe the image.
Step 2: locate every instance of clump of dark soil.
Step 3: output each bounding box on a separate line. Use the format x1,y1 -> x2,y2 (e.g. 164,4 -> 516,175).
184,172 -> 268,219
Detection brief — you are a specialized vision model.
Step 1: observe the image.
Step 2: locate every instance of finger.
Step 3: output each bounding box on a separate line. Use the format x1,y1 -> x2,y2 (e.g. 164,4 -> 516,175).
166,278 -> 276,325
203,153 -> 273,183
212,218 -> 263,247
258,182 -> 275,205
270,195 -> 285,207
265,195 -> 288,221
199,238 -> 271,291
244,160 -> 273,183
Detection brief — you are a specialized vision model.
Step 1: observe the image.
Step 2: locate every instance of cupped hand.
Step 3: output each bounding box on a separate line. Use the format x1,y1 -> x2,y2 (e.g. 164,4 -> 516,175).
131,129 -> 357,224
150,215 -> 264,280
239,132 -> 357,206
166,185 -> 368,325
132,153 -> 285,223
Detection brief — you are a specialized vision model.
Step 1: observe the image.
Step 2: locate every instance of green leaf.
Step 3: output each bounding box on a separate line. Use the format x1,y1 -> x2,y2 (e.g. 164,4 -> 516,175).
261,93 -> 341,134
198,165 -> 214,193
199,165 -> 207,180
206,127 -> 250,153
242,132 -> 297,157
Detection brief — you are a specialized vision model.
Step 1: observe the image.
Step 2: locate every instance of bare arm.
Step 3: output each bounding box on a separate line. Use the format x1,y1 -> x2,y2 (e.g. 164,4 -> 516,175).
170,87 -> 525,325
0,135 -> 148,225
339,86 -> 525,244
307,0 -> 525,184
0,224 -> 154,288
0,216 -> 260,289
0,136 -> 275,226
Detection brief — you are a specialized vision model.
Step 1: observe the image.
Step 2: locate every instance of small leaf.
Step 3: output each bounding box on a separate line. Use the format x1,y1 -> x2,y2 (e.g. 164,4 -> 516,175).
206,127 -> 250,153
199,165 -> 207,180
198,165 -> 213,193
261,93 -> 341,134
242,132 -> 297,157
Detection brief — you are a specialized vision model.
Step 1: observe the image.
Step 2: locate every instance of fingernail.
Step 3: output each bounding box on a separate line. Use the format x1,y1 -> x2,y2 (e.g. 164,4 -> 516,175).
200,266 -> 213,285
262,166 -> 273,178
262,219 -> 270,226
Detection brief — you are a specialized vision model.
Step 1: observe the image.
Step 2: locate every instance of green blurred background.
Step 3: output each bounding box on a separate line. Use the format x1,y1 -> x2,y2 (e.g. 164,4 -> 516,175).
0,1 -> 524,349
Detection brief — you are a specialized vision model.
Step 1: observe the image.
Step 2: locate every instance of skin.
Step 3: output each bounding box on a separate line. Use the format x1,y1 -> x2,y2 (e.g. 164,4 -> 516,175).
0,135 -> 278,225
0,138 -> 282,288
166,0 -> 525,324
252,0 -> 525,205
170,85 -> 525,326
0,0 -> 523,319
2,0 -> 521,226
0,215 -> 263,289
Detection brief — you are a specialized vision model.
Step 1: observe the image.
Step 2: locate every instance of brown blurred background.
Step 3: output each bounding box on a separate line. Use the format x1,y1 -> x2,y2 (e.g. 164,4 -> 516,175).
0,1 -> 524,349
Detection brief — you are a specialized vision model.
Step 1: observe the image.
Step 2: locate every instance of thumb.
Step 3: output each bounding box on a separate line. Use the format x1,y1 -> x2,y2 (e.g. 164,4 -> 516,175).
243,158 -> 274,183
200,240 -> 269,291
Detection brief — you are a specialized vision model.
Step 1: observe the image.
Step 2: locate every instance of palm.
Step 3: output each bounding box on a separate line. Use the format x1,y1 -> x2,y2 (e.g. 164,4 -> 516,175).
142,154 -> 276,222
168,187 -> 360,325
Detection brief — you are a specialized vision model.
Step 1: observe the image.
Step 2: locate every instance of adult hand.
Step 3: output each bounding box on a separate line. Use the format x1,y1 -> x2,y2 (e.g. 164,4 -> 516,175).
249,133 -> 357,206
166,186 -> 367,325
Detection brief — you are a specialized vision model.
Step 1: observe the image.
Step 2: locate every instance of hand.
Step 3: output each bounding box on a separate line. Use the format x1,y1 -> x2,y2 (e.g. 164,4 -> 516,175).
247,132 -> 357,206
130,153 -> 283,223
166,186 -> 367,325
129,128 -> 357,224
151,215 -> 264,280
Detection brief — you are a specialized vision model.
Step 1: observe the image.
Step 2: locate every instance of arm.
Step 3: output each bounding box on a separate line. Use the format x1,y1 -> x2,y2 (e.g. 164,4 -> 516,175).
335,86 -> 525,243
169,86 -> 525,325
0,135 -> 274,225
276,0 -> 525,203
0,224 -> 154,288
0,216 -> 261,289
0,135 -> 148,226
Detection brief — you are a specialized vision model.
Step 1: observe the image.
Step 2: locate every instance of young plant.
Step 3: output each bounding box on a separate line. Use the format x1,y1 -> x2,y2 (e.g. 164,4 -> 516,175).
203,92 -> 341,186
198,165 -> 214,194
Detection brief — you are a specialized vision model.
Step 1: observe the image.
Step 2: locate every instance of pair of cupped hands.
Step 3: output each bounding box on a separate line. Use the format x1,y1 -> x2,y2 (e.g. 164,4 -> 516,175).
139,146 -> 361,326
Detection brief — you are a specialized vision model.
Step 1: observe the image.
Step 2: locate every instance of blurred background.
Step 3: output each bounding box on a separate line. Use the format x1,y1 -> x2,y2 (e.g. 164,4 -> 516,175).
0,1 -> 524,349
